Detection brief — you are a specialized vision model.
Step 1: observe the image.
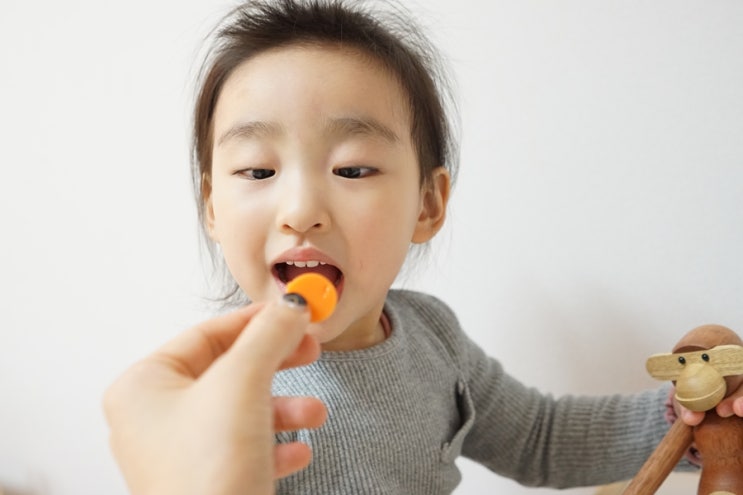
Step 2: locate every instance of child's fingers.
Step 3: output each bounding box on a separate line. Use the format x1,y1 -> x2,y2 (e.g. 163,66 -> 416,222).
273,396 -> 327,432
274,442 -> 313,480
716,389 -> 743,418
679,407 -> 705,426
734,396 -> 743,416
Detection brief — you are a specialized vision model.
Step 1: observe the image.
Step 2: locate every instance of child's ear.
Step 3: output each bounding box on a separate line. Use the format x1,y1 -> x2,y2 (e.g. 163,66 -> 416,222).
202,173 -> 219,242
412,166 -> 450,243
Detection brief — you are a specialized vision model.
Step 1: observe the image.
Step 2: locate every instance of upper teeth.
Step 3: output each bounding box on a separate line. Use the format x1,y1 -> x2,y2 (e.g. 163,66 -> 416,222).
285,260 -> 326,268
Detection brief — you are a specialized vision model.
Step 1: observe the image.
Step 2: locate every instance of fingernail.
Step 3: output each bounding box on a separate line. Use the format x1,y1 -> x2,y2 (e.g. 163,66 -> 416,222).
282,293 -> 307,308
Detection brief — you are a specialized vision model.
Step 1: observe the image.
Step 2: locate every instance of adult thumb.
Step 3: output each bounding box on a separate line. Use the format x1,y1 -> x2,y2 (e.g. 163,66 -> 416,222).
219,294 -> 312,382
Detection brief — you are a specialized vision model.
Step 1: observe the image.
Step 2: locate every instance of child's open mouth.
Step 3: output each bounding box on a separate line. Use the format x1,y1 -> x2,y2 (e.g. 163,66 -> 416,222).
273,261 -> 344,294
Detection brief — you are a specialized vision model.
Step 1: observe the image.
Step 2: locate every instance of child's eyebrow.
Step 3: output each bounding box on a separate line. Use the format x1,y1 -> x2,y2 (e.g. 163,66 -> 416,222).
325,116 -> 399,143
217,120 -> 283,146
216,116 -> 399,146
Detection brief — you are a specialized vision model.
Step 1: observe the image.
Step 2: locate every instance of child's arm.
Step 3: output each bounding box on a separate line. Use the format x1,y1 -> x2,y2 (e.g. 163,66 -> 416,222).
103,296 -> 326,495
404,291 -> 685,488
461,356 -> 680,488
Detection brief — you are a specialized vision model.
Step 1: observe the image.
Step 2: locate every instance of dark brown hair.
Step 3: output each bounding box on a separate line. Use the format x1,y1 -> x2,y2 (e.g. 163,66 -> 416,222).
191,0 -> 459,304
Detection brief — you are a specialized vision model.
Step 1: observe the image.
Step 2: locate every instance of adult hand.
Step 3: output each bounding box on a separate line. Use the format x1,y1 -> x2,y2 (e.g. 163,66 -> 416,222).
103,295 -> 327,495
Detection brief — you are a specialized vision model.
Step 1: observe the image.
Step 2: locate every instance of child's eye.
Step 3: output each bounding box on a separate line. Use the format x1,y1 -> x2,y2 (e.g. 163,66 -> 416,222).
236,168 -> 275,180
333,166 -> 377,179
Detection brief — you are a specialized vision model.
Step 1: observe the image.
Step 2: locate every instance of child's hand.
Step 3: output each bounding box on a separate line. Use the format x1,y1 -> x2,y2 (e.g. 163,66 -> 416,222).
714,379 -> 743,418
103,295 -> 327,495
676,378 -> 743,426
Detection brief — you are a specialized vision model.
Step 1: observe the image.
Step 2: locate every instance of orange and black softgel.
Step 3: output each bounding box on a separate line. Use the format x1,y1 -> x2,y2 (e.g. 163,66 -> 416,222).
286,273 -> 337,322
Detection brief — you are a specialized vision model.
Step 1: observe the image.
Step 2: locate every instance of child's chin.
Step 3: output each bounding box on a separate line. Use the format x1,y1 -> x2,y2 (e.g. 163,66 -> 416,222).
310,322 -> 351,348
307,321 -> 336,340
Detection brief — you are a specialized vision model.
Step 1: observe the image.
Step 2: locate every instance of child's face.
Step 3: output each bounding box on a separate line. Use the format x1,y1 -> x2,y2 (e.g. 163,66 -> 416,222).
206,45 -> 447,350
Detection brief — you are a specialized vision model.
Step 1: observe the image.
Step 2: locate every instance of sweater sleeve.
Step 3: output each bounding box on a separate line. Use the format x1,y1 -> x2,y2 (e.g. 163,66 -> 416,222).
457,333 -> 697,488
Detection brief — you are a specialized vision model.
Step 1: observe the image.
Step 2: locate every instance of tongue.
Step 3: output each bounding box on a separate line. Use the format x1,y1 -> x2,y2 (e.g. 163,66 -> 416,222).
285,264 -> 340,284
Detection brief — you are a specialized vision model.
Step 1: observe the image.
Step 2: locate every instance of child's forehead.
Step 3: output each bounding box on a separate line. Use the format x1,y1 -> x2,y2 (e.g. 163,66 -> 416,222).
215,43 -> 412,134
227,42 -> 397,87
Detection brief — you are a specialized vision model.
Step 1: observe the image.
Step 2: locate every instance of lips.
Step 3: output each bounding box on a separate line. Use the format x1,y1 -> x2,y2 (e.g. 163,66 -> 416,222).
271,248 -> 344,294
274,261 -> 343,286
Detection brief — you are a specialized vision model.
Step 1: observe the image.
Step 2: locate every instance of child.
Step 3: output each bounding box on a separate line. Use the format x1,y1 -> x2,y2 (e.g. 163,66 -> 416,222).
107,0 -> 742,493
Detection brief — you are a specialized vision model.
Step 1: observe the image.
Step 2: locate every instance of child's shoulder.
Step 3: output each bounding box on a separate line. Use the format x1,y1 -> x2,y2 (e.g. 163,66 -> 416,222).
387,288 -> 457,319
386,288 -> 469,358
387,287 -> 451,308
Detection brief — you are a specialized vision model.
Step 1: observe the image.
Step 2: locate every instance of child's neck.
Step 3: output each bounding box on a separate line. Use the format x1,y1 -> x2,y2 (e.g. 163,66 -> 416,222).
321,314 -> 389,352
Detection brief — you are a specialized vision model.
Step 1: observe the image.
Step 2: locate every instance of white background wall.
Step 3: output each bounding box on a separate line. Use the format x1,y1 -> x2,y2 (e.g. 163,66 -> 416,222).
1,0 -> 741,494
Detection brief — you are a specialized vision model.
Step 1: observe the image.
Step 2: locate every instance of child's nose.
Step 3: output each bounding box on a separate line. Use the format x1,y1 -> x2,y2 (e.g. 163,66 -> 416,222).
276,176 -> 331,235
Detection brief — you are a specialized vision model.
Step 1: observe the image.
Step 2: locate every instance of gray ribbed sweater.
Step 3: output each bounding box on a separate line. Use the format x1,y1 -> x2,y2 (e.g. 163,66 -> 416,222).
273,290 -> 690,493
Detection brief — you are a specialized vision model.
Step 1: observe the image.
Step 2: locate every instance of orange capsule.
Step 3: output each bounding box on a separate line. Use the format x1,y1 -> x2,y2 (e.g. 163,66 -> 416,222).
285,273 -> 338,322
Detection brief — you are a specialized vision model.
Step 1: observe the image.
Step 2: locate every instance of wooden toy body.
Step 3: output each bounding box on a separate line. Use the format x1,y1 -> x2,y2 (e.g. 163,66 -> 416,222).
694,412 -> 743,495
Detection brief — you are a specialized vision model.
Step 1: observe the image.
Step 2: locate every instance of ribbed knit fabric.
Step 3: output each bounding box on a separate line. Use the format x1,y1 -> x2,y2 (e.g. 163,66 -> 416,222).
273,290 -> 695,493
